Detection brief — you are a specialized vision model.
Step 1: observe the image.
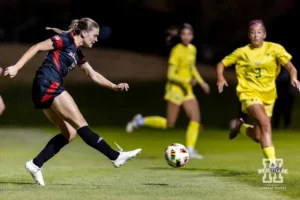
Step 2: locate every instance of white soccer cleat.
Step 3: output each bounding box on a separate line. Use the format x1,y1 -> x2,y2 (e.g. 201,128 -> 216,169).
189,151 -> 204,160
126,114 -> 143,133
111,143 -> 142,168
25,160 -> 45,186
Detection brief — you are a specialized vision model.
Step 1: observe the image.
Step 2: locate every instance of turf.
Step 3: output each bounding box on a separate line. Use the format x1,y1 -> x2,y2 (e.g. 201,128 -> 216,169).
0,127 -> 299,200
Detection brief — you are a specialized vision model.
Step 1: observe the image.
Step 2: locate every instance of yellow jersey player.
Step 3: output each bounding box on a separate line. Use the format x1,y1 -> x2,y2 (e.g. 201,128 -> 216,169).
216,19 -> 300,164
126,23 -> 210,159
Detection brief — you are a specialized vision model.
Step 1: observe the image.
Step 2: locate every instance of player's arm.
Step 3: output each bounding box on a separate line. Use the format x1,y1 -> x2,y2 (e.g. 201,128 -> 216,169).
9,39 -> 54,71
276,44 -> 300,90
216,62 -> 226,82
283,61 -> 300,90
79,62 -> 128,91
284,61 -> 297,82
190,46 -> 209,93
4,35 -> 65,78
216,48 -> 239,93
0,95 -> 5,115
192,66 -> 210,93
190,47 -> 204,85
191,66 -> 204,84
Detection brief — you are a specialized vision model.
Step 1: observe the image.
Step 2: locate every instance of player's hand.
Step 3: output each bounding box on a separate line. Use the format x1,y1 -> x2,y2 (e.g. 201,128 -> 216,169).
4,66 -> 19,78
190,78 -> 197,87
0,95 -> 5,115
190,78 -> 198,87
113,83 -> 129,91
200,82 -> 210,94
291,79 -> 300,91
217,77 -> 228,93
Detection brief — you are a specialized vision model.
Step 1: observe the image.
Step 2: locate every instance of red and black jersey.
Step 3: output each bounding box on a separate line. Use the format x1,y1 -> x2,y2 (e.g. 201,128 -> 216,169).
35,32 -> 87,83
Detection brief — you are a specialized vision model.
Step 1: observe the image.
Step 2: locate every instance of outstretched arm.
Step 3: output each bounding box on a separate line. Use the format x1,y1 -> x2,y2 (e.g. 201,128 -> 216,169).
79,62 -> 129,91
4,39 -> 54,78
284,61 -> 300,90
216,61 -> 228,93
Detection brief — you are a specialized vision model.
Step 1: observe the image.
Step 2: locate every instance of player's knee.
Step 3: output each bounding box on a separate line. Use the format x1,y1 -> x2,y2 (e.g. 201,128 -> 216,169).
258,117 -> 271,134
254,135 -> 261,143
61,129 -> 77,142
65,114 -> 87,130
59,124 -> 77,142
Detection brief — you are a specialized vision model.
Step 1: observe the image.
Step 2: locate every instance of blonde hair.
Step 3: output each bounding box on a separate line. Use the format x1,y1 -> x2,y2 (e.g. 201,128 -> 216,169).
46,18 -> 99,35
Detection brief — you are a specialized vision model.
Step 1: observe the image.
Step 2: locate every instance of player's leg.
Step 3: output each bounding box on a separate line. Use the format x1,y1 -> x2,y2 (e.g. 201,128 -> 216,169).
237,98 -> 247,121
182,98 -> 203,159
25,108 -> 73,186
229,99 -> 260,141
32,108 -> 75,168
51,91 -> 141,168
125,85 -> 183,133
125,88 -> 182,133
125,101 -> 180,132
247,104 -> 276,162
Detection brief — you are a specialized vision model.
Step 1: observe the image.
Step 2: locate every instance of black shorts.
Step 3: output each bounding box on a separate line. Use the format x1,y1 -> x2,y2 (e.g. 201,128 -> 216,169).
32,78 -> 65,109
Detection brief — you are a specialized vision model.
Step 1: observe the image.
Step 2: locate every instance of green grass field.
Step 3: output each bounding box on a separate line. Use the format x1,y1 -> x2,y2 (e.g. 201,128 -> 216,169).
0,127 -> 299,200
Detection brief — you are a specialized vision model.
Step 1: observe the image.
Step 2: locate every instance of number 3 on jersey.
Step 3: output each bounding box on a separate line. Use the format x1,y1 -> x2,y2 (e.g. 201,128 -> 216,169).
255,68 -> 262,78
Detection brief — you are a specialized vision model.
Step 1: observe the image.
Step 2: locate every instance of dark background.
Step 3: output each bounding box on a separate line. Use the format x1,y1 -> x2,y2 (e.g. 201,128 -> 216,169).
0,0 -> 298,65
0,0 -> 299,129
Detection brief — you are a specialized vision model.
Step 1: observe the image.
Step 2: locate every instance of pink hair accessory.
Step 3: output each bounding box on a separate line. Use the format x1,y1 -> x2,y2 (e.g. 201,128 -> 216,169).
249,22 -> 265,31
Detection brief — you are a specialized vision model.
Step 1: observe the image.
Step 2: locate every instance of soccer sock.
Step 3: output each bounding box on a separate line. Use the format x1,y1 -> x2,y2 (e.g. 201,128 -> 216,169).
186,121 -> 201,151
33,133 -> 69,168
240,123 -> 253,136
77,126 -> 119,160
262,146 -> 276,164
144,116 -> 167,129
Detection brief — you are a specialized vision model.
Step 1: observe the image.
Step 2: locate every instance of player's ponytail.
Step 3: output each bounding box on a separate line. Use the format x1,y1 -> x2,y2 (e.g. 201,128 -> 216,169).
45,27 -> 66,34
68,19 -> 80,33
45,18 -> 99,35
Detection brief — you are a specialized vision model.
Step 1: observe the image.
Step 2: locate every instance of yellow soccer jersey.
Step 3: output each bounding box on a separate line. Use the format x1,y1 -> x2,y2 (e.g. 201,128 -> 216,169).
222,42 -> 292,103
167,43 -> 203,87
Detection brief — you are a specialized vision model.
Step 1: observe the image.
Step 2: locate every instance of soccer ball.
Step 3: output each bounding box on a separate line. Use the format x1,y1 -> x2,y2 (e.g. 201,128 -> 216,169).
164,143 -> 189,168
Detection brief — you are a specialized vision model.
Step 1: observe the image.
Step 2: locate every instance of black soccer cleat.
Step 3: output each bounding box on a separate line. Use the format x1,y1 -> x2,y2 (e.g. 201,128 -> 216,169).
229,118 -> 244,140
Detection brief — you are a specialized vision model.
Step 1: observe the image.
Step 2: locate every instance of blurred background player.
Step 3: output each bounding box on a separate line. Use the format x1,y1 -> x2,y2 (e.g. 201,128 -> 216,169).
126,23 -> 210,159
0,67 -> 5,116
216,19 -> 300,164
4,18 -> 141,186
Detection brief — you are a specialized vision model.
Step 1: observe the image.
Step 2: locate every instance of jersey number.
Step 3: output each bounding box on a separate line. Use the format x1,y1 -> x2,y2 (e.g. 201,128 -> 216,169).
255,68 -> 262,78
